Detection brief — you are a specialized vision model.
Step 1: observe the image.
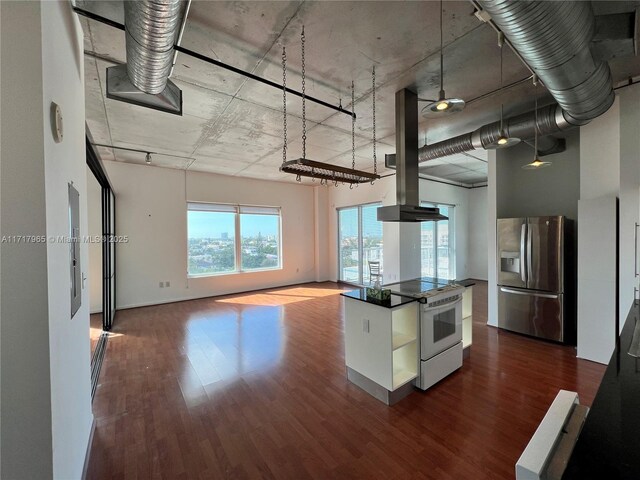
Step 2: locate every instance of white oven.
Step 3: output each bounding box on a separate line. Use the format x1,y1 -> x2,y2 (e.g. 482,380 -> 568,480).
420,293 -> 463,360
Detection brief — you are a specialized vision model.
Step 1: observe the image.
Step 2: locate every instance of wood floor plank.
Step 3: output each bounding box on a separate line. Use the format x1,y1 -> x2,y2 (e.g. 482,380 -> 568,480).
87,281 -> 605,479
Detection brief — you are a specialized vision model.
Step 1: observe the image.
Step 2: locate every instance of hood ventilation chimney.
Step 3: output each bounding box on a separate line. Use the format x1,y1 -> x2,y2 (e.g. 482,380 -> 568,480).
106,0 -> 184,115
377,89 -> 448,223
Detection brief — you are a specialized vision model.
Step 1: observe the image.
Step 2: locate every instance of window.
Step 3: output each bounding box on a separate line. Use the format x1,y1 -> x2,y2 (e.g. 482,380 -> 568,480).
421,203 -> 454,279
188,203 -> 281,276
338,203 -> 383,285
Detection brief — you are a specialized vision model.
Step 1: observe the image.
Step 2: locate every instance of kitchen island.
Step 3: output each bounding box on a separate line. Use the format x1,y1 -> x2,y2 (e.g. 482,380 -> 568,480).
341,278 -> 475,405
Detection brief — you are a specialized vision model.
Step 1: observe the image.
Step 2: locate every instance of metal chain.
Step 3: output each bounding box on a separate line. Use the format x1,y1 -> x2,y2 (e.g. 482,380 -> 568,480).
282,46 -> 287,165
499,36 -> 504,134
301,26 -> 306,159
534,79 -> 539,155
372,65 -> 377,177
351,81 -> 356,171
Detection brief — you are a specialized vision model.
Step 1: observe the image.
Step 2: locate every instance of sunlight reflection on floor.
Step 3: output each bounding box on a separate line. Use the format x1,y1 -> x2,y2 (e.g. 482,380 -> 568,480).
216,287 -> 347,306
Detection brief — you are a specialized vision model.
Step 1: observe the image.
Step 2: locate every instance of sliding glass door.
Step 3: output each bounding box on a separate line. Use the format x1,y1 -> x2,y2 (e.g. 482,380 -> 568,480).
421,203 -> 454,279
338,203 -> 383,285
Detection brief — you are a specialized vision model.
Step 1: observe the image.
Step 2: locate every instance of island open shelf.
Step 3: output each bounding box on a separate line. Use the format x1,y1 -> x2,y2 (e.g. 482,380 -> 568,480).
343,294 -> 418,404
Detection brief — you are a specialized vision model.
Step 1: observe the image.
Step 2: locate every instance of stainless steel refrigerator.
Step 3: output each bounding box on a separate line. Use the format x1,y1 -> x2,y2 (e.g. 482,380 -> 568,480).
497,216 -> 575,343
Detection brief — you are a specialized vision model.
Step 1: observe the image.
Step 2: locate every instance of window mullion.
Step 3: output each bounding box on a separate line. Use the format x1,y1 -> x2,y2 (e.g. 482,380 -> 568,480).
235,210 -> 241,273
434,218 -> 438,278
358,206 -> 364,285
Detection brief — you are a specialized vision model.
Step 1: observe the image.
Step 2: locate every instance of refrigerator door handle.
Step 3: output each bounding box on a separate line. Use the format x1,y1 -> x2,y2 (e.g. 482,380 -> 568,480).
635,222 -> 639,277
500,287 -> 559,299
520,223 -> 527,284
527,222 -> 533,287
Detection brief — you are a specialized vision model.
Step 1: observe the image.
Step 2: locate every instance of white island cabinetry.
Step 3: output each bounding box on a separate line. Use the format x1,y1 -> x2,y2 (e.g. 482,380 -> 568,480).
344,295 -> 418,404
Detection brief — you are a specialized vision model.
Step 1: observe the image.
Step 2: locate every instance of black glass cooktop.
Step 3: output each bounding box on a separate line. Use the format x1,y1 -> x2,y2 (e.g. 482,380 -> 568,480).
384,277 -> 455,297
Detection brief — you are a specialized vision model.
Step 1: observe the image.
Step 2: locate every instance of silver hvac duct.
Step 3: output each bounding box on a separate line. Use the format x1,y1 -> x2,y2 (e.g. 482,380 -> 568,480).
106,0 -> 184,115
478,0 -> 614,125
124,0 -> 182,94
385,0 -> 615,166
417,104 -> 570,162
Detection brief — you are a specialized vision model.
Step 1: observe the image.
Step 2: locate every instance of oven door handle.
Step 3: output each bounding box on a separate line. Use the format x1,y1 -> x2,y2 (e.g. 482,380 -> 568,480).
422,296 -> 463,311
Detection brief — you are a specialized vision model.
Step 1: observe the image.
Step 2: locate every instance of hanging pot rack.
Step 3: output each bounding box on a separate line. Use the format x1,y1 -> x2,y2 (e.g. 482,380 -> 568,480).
280,28 -> 380,185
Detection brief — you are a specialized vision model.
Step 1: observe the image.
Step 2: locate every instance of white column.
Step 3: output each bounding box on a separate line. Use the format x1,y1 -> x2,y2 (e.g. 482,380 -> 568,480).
487,150 -> 498,326
577,98 -> 620,362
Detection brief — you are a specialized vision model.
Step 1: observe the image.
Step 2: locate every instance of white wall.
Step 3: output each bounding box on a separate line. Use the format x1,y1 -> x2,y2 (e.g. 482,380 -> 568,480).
326,174 -> 476,283
87,166 -> 103,313
468,187 -> 488,280
42,2 -> 94,478
1,1 -> 93,478
314,186 -> 331,281
577,195 -> 617,364
104,161 -> 320,308
577,98 -> 621,363
1,2 -> 53,477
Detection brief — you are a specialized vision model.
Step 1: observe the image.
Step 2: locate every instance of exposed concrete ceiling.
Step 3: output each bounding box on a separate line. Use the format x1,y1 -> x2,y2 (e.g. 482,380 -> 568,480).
79,1 -> 640,187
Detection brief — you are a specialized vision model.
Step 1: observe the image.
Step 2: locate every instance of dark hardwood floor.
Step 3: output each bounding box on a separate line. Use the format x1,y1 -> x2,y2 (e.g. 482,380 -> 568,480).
87,281 -> 605,479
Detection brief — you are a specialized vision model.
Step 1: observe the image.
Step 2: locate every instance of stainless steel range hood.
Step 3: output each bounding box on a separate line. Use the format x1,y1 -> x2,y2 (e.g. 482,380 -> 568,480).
377,89 -> 447,222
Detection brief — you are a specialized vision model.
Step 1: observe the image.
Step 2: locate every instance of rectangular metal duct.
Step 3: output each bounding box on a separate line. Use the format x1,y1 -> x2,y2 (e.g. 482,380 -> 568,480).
106,64 -> 182,115
377,89 -> 447,223
106,0 -> 183,115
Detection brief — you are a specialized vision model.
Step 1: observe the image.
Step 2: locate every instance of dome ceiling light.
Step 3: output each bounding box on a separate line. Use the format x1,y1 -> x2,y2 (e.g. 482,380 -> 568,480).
422,0 -> 465,118
486,33 -> 521,149
523,84 -> 552,170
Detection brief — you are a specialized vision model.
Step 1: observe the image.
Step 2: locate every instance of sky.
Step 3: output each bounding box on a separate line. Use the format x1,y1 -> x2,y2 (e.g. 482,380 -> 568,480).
339,204 -> 384,238
188,212 -> 278,239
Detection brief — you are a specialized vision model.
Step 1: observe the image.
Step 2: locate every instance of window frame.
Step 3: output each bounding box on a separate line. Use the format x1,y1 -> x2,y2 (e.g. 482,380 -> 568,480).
420,201 -> 455,280
187,202 -> 282,278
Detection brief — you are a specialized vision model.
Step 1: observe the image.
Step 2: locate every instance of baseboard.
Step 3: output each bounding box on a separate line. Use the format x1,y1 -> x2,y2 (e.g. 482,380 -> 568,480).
115,279 -> 333,311
81,417 -> 97,480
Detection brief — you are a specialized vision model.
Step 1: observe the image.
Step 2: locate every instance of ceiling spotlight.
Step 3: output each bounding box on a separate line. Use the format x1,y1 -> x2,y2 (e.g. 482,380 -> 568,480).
145,152 -> 152,165
485,34 -> 520,150
421,0 -> 465,118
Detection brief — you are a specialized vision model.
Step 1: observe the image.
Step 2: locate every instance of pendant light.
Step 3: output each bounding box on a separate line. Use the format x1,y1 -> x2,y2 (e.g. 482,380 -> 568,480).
522,84 -> 551,170
486,33 -> 520,149
422,0 -> 465,117
145,152 -> 152,165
